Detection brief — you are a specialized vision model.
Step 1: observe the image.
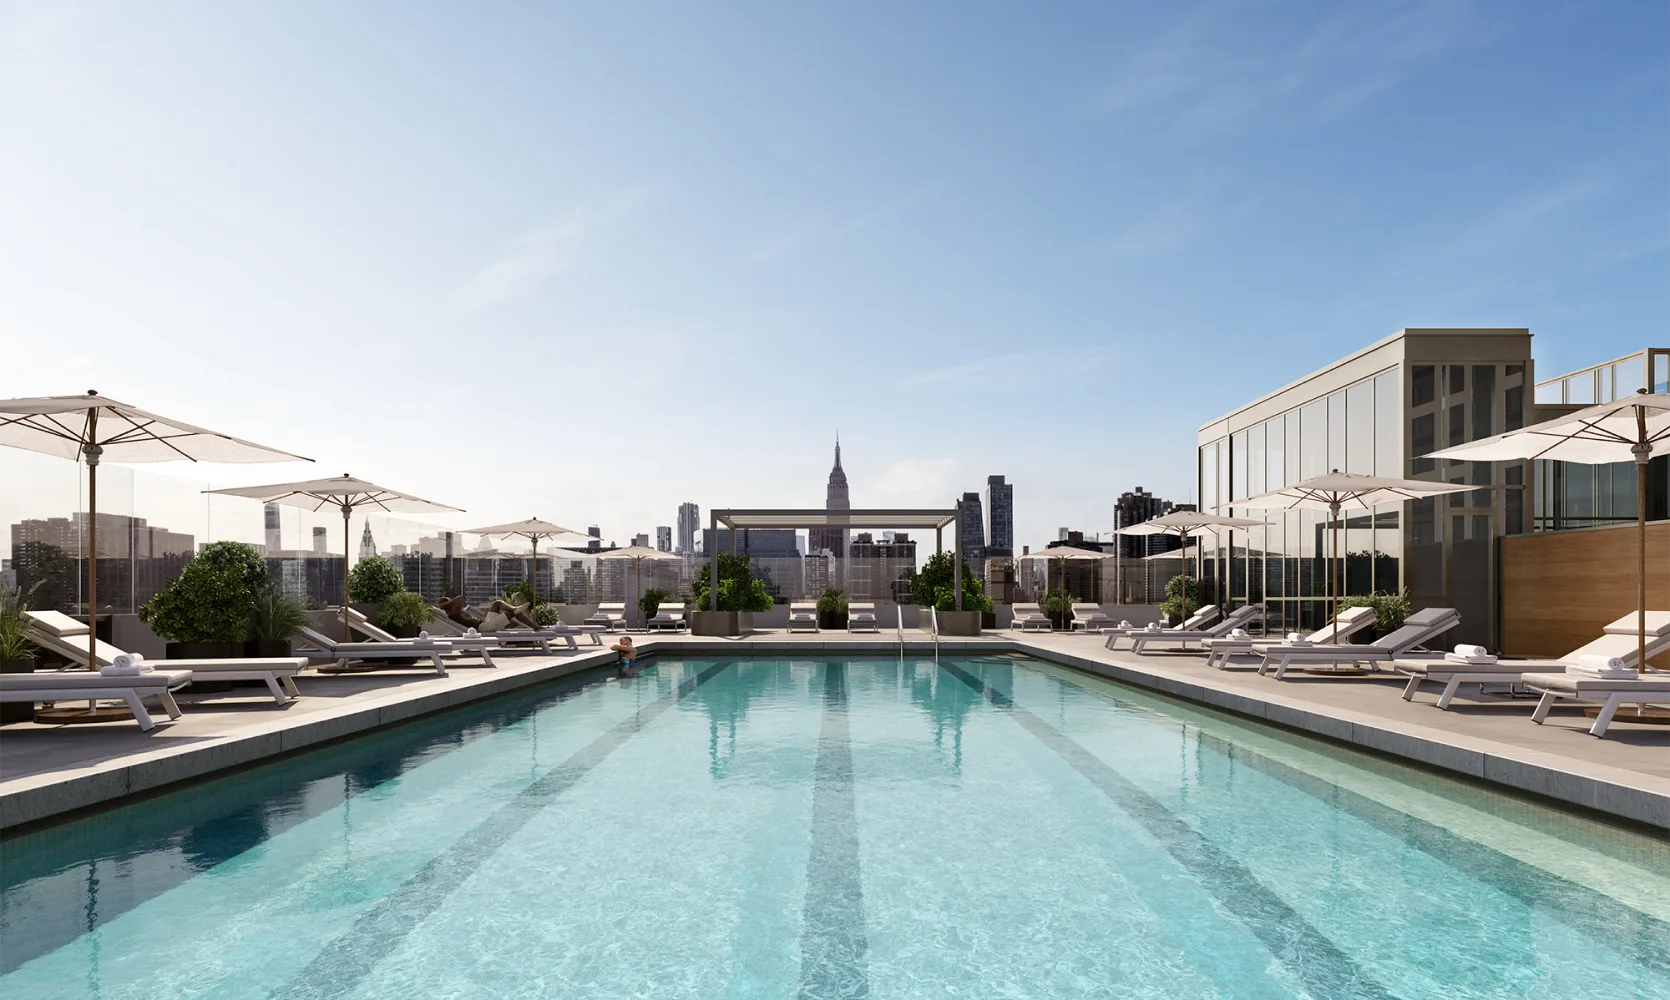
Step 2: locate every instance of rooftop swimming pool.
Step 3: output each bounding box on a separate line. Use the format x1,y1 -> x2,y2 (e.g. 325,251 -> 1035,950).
2,656 -> 1667,999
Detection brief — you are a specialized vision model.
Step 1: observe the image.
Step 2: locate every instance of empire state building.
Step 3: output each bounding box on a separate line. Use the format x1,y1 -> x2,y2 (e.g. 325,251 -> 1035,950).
808,439 -> 850,558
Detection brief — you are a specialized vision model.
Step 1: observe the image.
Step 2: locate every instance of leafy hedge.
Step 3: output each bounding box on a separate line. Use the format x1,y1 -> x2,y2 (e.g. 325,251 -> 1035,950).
139,541 -> 268,643
348,556 -> 404,604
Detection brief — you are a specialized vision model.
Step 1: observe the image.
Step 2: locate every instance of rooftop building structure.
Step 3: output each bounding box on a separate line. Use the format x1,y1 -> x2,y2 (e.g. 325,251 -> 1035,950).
676,502 -> 699,555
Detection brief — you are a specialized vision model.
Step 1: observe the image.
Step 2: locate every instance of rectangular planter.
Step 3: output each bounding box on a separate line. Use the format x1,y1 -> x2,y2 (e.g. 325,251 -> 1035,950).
690,611 -> 742,636
936,610 -> 982,636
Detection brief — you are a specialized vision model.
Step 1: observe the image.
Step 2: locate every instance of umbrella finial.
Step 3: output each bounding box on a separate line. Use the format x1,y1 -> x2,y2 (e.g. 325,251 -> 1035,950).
86,389 -> 97,396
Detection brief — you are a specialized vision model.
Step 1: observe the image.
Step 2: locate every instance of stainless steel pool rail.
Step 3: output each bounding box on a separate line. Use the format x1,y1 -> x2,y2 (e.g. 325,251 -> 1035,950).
896,603 -> 905,657
928,606 -> 939,663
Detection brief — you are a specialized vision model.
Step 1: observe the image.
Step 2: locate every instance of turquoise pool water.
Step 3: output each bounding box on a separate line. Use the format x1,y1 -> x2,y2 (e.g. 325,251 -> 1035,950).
2,656 -> 1667,999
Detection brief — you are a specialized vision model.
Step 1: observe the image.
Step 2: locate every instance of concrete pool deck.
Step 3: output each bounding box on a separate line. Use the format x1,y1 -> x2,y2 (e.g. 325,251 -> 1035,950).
1,630 -> 1665,832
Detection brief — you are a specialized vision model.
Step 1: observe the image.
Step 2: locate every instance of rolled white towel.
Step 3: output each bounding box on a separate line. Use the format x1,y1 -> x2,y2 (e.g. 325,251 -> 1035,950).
1453,644 -> 1488,659
1444,651 -> 1498,664
1117,620 -> 1133,629
1285,632 -> 1312,647
417,630 -> 430,642
110,652 -> 154,672
464,627 -> 480,638
1566,653 -> 1635,678
1228,628 -> 1249,639
100,663 -> 141,676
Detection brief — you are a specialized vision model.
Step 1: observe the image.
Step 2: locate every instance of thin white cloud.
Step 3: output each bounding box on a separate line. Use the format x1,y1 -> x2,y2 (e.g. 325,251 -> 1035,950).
900,352 -> 1030,388
873,457 -> 962,505
452,190 -> 648,310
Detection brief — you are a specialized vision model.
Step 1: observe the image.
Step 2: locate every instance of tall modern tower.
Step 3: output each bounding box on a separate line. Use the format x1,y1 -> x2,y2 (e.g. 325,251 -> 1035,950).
808,438 -> 850,559
676,502 -> 699,555
263,503 -> 282,553
358,520 -> 378,560
656,526 -> 672,552
983,475 -> 1013,556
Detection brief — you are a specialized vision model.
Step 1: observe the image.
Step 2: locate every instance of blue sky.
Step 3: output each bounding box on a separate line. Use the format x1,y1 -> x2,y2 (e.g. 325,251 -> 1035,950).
1,1 -> 1665,553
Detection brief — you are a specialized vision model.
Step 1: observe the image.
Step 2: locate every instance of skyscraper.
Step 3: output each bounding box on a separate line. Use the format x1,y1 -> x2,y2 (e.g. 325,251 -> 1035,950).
676,502 -> 698,555
1113,487 -> 1179,558
312,526 -> 328,553
656,526 -> 672,552
983,475 -> 1012,556
263,503 -> 282,553
956,492 -> 985,570
358,520 -> 377,560
807,438 -> 850,558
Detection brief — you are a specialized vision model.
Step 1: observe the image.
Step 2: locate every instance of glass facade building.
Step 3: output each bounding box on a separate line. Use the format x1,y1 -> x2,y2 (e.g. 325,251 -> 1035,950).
1197,329 -> 1533,649
1531,348 -> 1670,532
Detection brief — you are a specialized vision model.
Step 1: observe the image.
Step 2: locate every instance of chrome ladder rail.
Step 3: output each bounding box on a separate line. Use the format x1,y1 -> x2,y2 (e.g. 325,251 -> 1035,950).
929,606 -> 940,664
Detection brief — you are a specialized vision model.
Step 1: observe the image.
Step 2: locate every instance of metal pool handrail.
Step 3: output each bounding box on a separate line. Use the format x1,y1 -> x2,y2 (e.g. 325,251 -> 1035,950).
929,606 -> 939,662
896,603 -> 905,654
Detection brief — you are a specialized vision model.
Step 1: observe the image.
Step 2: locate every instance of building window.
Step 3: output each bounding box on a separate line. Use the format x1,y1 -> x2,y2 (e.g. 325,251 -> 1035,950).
1346,381 -> 1373,475
1375,370 -> 1400,477
1267,413 -> 1286,491
1448,365 -> 1466,395
1412,365 -> 1436,407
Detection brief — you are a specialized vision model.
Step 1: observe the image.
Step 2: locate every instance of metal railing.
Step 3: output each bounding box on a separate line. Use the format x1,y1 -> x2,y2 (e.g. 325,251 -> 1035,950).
896,603 -> 905,656
928,606 -> 939,663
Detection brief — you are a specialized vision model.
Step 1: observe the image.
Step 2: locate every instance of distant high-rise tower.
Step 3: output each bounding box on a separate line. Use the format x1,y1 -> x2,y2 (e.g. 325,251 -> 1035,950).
358,520 -> 377,560
656,526 -> 672,552
957,492 -> 985,570
676,502 -> 699,555
983,475 -> 1013,556
263,503 -> 282,552
312,526 -> 328,553
1113,486 -> 1179,558
632,533 -> 650,548
807,438 -> 851,559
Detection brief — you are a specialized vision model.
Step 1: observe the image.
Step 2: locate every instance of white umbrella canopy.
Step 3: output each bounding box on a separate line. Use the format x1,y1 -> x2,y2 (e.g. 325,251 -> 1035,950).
1116,512 -> 1264,625
599,546 -> 680,627
0,391 -> 312,667
1433,390 -> 1670,670
461,518 -> 588,604
207,475 -> 463,639
1019,545 -> 1110,607
1227,471 -> 1471,640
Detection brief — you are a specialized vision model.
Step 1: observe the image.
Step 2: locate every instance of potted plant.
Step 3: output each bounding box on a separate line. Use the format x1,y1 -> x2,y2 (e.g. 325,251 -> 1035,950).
379,591 -> 437,639
1157,574 -> 1207,627
247,587 -> 309,657
909,552 -> 991,636
1,584 -> 40,723
139,541 -> 266,659
816,587 -> 849,630
348,556 -> 404,605
1041,588 -> 1076,630
691,553 -> 773,635
1338,589 -> 1411,642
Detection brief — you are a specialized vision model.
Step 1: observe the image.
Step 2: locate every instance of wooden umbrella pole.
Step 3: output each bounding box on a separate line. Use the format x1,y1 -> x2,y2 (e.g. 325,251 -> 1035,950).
1331,500 -> 1341,644
342,506 -> 353,641
1179,528 -> 1189,626
84,442 -> 101,670
1635,401 -> 1650,670
531,536 -> 540,604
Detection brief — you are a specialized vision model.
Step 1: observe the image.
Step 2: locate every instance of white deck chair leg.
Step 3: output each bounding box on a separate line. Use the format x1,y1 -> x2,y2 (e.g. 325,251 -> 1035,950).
1531,690 -> 1558,725
1273,657 -> 1290,680
262,675 -> 291,705
430,652 -> 447,675
480,648 -> 496,668
158,689 -> 183,719
122,692 -> 157,731
281,675 -> 301,698
1401,675 -> 1422,701
1437,677 -> 1463,710
1589,693 -> 1625,738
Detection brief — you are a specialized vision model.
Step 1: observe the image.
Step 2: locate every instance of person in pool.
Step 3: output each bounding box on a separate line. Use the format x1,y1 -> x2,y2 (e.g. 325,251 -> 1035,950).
610,636 -> 639,676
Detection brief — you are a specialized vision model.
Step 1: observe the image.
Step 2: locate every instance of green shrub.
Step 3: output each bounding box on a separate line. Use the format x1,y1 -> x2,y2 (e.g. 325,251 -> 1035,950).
249,587 -> 309,643
348,556 -> 404,604
0,583 -> 40,660
1041,588 -> 1076,620
910,552 -> 990,612
1339,589 -> 1412,634
532,603 -> 562,626
692,553 -> 774,612
139,541 -> 267,643
816,587 -> 849,614
639,588 -> 670,619
380,591 -> 436,630
1157,574 -> 1207,623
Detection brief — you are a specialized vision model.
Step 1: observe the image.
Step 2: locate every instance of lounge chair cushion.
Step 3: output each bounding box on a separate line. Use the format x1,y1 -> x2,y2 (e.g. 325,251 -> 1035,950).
0,669 -> 192,691
1520,672 -> 1670,694
1602,611 -> 1670,639
24,610 -> 90,636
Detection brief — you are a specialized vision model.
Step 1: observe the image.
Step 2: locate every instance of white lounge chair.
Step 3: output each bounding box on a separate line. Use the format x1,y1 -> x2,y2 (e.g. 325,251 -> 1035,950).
1010,603 -> 1052,632
1524,671 -> 1670,738
0,668 -> 194,731
1395,611 -> 1670,710
1203,605 -> 1377,669
1070,604 -> 1113,631
342,608 -> 498,667
1129,604 -> 1264,654
787,602 -> 819,633
25,610 -> 306,706
647,602 -> 688,632
426,614 -> 596,653
294,626 -> 452,676
848,603 -> 879,632
1257,607 -> 1461,680
583,603 -> 628,631
1103,606 -> 1221,650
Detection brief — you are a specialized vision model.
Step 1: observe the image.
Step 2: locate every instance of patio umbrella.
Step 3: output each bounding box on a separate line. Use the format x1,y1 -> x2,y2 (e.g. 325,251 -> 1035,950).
460,518 -> 588,604
0,391 -> 311,668
599,545 -> 679,628
1227,471 -> 1471,641
1116,512 -> 1264,627
206,475 -> 462,640
1019,546 -> 1110,622
1432,389 -> 1670,670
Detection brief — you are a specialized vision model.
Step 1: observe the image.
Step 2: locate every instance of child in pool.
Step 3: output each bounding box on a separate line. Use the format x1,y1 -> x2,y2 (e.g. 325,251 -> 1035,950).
610,636 -> 639,676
